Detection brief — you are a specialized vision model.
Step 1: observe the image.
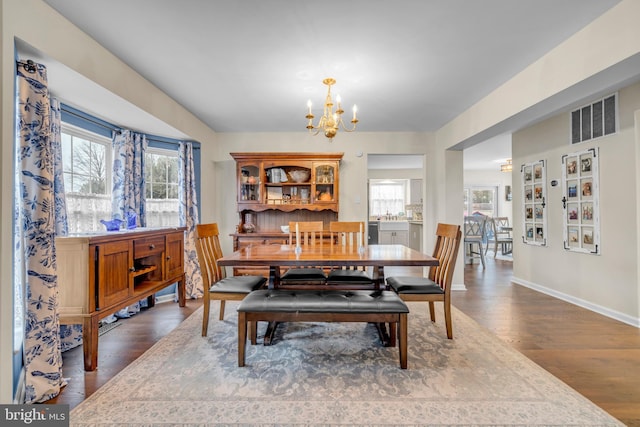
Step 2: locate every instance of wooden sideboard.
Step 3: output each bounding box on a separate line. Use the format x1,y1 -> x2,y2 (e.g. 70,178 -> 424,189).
56,227 -> 186,371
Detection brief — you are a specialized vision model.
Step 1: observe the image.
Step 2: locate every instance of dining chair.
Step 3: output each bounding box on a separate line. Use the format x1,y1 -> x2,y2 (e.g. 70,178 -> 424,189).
280,221 -> 327,284
195,223 -> 266,337
464,215 -> 486,269
386,223 -> 462,339
325,221 -> 374,287
485,216 -> 512,257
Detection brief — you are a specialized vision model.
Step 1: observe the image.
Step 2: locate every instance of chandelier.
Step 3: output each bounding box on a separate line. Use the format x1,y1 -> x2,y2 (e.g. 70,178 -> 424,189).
500,159 -> 513,172
306,78 -> 358,139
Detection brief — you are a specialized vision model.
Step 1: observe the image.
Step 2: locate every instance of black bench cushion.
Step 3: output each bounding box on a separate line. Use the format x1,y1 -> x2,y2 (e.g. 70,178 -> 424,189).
386,276 -> 444,295
238,289 -> 409,314
210,275 -> 266,293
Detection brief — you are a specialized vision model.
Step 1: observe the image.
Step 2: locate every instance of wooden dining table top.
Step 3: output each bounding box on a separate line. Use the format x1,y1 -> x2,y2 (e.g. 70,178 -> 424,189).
217,244 -> 439,268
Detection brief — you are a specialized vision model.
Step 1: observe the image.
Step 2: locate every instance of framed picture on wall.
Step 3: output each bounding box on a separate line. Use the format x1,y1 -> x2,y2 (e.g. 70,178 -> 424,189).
521,159 -> 547,246
562,148 -> 600,254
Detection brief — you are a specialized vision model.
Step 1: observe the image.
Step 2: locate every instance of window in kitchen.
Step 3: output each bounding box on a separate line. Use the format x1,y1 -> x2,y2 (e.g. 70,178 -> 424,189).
145,148 -> 179,227
369,179 -> 409,219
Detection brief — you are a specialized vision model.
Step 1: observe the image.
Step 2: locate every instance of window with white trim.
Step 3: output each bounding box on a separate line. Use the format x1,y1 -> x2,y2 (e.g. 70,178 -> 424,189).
463,187 -> 497,217
145,148 -> 180,227
61,124 -> 112,232
369,179 -> 409,218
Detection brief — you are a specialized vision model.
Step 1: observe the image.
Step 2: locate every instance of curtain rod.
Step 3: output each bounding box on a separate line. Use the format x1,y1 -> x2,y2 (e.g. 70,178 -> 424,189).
60,105 -> 121,134
61,104 -> 198,147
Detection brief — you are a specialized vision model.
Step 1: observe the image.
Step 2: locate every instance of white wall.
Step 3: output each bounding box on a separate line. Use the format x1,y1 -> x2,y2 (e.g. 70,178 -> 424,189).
511,81 -> 640,324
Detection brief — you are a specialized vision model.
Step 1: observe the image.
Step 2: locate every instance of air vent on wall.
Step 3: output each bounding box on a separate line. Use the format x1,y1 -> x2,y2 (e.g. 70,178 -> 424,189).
570,93 -> 617,144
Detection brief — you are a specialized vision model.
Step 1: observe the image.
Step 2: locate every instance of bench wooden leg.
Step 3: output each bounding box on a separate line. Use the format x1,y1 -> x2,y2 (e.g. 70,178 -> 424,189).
238,312 -> 247,367
399,313 -> 407,369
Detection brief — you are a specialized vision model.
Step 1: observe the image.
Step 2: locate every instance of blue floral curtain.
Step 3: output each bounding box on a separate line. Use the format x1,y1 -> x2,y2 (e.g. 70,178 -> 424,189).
51,98 -> 85,353
179,142 -> 203,298
15,60 -> 66,403
110,130 -> 148,317
112,130 -> 147,225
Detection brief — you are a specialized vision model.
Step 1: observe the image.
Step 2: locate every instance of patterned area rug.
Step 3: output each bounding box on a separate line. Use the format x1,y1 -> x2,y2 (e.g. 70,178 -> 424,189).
70,302 -> 622,426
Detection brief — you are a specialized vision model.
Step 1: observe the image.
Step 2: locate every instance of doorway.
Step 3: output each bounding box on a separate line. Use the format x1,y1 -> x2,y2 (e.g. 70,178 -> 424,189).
367,154 -> 424,251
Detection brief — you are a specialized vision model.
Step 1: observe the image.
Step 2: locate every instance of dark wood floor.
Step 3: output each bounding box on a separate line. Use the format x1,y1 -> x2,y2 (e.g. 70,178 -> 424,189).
46,258 -> 640,426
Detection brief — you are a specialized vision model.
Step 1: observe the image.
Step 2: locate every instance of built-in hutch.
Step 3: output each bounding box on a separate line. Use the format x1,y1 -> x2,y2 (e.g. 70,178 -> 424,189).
230,152 -> 343,274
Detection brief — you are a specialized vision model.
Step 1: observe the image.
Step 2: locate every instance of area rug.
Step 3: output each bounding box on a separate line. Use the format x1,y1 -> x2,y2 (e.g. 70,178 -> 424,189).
70,302 -> 622,426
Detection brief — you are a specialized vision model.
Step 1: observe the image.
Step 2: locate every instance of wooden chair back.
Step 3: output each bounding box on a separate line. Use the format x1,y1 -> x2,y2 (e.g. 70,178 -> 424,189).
329,221 -> 365,249
429,223 -> 462,293
195,223 -> 226,286
289,221 -> 324,246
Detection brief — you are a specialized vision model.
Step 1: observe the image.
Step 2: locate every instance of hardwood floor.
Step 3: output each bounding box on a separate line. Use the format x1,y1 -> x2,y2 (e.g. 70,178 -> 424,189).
453,258 -> 640,427
46,258 -> 640,426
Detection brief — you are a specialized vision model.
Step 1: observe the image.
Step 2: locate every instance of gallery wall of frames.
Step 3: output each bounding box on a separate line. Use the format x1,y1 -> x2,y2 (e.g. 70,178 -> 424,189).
561,148 -> 600,254
521,148 -> 600,255
522,160 -> 547,246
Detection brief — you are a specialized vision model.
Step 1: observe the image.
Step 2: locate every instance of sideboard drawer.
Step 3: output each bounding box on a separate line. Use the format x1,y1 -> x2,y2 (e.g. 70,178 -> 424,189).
134,236 -> 165,258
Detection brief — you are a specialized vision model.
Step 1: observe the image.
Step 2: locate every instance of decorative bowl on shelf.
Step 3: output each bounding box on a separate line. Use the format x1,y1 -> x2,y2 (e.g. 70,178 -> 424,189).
288,169 -> 310,183
100,219 -> 124,231
280,225 -> 290,233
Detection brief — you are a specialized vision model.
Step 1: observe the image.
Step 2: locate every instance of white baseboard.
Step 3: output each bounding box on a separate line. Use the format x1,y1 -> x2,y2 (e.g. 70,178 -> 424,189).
155,293 -> 177,304
512,276 -> 640,328
451,283 -> 467,291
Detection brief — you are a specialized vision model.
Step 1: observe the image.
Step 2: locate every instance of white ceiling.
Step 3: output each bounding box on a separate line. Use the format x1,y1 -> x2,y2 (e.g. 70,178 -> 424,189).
28,0 -> 631,169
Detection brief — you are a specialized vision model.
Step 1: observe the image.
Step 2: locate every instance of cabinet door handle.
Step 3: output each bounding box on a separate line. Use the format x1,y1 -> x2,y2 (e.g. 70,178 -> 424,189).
129,267 -> 136,272
166,256 -> 171,260
149,244 -> 155,249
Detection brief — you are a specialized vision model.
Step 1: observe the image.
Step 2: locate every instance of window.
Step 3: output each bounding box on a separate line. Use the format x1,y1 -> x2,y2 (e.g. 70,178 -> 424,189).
61,124 -> 112,232
464,187 -> 497,217
145,148 -> 179,227
369,179 -> 409,218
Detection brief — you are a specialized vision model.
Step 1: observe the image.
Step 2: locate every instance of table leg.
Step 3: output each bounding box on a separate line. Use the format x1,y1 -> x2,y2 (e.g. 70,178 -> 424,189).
263,265 -> 281,345
376,265 -> 385,290
374,322 -> 393,347
263,321 -> 279,345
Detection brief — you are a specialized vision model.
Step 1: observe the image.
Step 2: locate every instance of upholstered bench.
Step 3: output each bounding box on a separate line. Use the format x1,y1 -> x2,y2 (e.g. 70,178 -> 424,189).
237,289 -> 410,369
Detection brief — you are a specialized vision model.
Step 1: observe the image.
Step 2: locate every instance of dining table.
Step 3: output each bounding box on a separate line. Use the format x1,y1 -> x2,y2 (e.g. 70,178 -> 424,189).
218,243 -> 439,344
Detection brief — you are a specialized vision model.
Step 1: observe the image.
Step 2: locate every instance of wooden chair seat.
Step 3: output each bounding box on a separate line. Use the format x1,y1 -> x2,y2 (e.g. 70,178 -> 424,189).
386,276 -> 442,294
209,275 -> 266,293
386,223 -> 462,339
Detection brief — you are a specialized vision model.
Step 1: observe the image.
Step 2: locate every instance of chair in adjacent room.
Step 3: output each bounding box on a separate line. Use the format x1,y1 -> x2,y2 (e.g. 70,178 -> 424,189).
485,216 -> 513,257
325,221 -> 374,287
195,223 -> 267,337
279,221 -> 327,285
464,215 -> 486,269
386,223 -> 462,339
